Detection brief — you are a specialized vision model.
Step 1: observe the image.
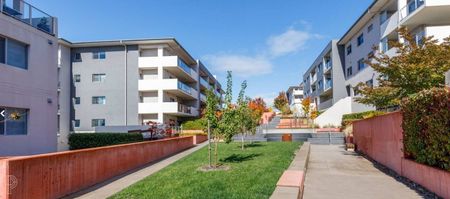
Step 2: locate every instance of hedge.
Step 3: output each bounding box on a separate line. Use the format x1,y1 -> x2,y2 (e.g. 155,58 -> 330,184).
69,133 -> 144,150
182,119 -> 206,130
401,87 -> 450,171
341,110 -> 385,127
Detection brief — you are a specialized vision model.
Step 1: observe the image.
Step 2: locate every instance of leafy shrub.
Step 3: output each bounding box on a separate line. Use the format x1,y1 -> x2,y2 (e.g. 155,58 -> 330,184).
341,110 -> 385,127
180,131 -> 207,136
182,119 -> 206,130
69,133 -> 144,150
401,87 -> 450,171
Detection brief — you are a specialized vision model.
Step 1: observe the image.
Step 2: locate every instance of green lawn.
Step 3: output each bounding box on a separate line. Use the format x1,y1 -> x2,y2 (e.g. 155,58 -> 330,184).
110,142 -> 301,199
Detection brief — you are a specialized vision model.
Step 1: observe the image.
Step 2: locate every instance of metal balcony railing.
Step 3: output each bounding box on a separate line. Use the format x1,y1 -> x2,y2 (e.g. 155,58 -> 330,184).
178,103 -> 194,114
177,58 -> 193,76
1,0 -> 55,35
177,81 -> 193,95
325,79 -> 333,90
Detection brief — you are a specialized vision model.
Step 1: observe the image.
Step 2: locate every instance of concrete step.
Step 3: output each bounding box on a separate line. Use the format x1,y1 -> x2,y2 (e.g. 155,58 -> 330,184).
307,137 -> 345,145
265,133 -> 313,142
311,133 -> 345,138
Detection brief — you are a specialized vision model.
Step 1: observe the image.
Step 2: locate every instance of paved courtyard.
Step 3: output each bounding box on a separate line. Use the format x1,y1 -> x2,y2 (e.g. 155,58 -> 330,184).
303,145 -> 422,199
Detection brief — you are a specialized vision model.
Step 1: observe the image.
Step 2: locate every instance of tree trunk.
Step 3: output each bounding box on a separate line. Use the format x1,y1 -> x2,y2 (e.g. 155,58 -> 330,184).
214,138 -> 219,167
241,132 -> 245,150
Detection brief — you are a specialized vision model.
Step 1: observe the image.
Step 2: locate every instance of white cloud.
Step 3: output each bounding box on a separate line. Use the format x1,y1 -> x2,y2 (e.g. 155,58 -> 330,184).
204,54 -> 272,77
204,23 -> 320,77
267,28 -> 315,57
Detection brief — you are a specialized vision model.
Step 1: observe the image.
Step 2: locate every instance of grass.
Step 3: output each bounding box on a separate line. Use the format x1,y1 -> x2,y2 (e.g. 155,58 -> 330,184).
110,141 -> 301,199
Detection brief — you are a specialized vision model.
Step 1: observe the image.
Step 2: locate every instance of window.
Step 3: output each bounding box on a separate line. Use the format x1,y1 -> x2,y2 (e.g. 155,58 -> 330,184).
380,37 -> 389,53
380,10 -> 388,24
74,120 -> 80,128
357,34 -> 364,46
347,67 -> 353,77
92,74 -> 106,82
93,51 -> 106,59
92,96 -> 106,104
0,107 -> 28,135
74,74 -> 81,82
0,37 -> 28,69
92,119 -> 105,127
74,97 -> 80,105
368,24 -> 373,32
346,45 -> 352,55
358,59 -> 365,70
74,53 -> 81,61
0,37 -> 5,64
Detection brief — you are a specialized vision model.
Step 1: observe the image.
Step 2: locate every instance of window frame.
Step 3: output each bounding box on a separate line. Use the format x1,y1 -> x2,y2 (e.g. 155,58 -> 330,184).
74,74 -> 81,83
74,119 -> 80,128
92,74 -> 106,82
74,97 -> 81,105
91,119 -> 106,127
347,66 -> 353,77
357,34 -> 364,46
92,96 -> 106,105
0,36 -> 29,70
346,45 -> 352,55
0,107 -> 29,136
93,51 -> 106,60
358,58 -> 365,71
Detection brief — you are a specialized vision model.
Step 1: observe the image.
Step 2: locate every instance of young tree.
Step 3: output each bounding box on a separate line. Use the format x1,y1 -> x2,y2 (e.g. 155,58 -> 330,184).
235,81 -> 258,150
205,88 -> 219,167
301,97 -> 311,117
274,91 -> 290,115
356,27 -> 450,108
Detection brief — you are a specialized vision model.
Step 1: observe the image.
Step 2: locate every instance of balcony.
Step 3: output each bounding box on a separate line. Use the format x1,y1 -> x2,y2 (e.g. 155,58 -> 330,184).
138,56 -> 198,82
380,11 -> 399,39
200,77 -> 210,90
138,79 -> 198,100
325,79 -> 333,90
138,102 -> 198,117
318,99 -> 333,111
399,0 -> 450,29
200,93 -> 207,102
1,0 -> 55,35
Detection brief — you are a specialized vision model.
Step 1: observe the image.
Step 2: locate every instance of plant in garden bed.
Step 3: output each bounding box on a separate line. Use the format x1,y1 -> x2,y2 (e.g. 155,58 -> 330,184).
401,87 -> 450,171
68,133 -> 143,150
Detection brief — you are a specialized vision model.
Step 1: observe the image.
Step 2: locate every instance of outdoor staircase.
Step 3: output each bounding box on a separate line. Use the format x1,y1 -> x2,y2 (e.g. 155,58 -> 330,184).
307,133 -> 345,145
233,126 -> 268,142
266,116 -> 281,129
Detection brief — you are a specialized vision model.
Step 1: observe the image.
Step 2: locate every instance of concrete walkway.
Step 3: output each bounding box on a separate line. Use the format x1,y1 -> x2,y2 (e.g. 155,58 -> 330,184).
303,145 -> 422,199
66,142 -> 208,199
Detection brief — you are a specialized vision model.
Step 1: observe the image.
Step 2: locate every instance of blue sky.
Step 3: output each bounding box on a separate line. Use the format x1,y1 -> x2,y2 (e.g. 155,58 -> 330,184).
30,0 -> 372,105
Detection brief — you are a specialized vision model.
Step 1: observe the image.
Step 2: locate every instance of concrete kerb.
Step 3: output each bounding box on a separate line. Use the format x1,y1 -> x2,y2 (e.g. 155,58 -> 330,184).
271,142 -> 311,199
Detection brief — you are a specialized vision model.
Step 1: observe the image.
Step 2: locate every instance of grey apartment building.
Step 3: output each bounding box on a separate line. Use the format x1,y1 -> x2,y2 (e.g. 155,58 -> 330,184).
303,0 -> 450,126
57,38 -> 222,148
0,0 -> 59,156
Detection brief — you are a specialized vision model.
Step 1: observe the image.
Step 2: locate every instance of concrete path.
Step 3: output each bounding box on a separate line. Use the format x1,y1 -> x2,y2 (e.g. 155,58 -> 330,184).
303,145 -> 422,199
66,142 -> 208,199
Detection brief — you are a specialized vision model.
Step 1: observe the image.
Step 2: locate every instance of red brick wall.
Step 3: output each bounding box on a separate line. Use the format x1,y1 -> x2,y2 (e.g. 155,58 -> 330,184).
353,112 -> 450,198
1,136 -> 194,199
192,135 -> 208,145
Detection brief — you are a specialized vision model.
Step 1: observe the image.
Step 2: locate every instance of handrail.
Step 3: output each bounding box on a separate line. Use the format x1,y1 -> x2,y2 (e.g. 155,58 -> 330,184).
399,0 -> 424,21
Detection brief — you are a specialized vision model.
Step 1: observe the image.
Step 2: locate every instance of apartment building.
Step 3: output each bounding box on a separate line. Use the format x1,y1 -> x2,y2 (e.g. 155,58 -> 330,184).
286,85 -> 305,116
302,40 -> 347,111
57,38 -> 222,134
0,0 -> 58,156
303,0 -> 450,126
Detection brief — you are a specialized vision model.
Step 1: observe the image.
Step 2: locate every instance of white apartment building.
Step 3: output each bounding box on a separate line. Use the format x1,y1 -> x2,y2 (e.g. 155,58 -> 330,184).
57,38 -> 223,136
286,85 -> 304,116
304,0 -> 450,127
0,0 -> 59,156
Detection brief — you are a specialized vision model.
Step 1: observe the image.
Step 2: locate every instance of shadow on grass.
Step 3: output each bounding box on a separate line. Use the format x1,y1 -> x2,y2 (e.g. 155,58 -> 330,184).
241,142 -> 264,148
220,153 -> 262,163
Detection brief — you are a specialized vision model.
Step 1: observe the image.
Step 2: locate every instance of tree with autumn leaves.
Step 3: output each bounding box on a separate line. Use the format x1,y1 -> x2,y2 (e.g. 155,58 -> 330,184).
274,91 -> 291,115
356,27 -> 450,108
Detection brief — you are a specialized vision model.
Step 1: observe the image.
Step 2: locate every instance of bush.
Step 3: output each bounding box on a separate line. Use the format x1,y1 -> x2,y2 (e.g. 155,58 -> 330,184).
341,110 -> 385,127
401,87 -> 450,171
69,133 -> 144,150
182,119 -> 206,130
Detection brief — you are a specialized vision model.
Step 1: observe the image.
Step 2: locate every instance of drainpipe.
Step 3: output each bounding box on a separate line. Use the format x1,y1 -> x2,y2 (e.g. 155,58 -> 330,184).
120,40 -> 128,125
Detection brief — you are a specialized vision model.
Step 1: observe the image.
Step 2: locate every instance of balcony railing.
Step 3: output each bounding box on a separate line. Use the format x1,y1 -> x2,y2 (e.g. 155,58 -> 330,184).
1,0 -> 55,35
400,0 -> 425,21
177,81 -> 193,95
178,103 -> 194,114
325,61 -> 332,69
325,79 -> 333,90
200,77 -> 209,88
178,59 -> 193,76
200,93 -> 207,101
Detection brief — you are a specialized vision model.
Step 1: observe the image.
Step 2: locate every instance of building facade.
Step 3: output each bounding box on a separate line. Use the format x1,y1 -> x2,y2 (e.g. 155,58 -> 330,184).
57,39 -> 222,135
286,85 -> 304,116
303,0 -> 450,126
0,0 -> 59,156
